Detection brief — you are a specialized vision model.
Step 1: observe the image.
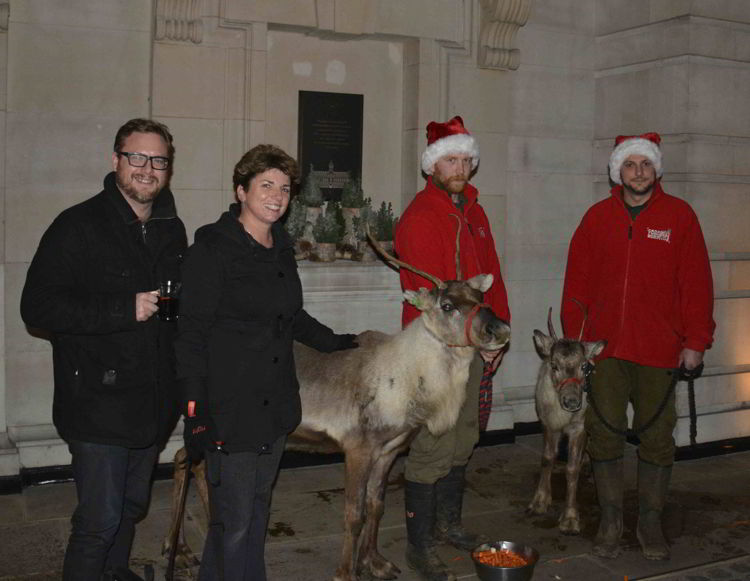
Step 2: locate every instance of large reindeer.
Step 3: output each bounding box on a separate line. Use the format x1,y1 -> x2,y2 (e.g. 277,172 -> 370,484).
163,231 -> 510,581
526,307 -> 605,534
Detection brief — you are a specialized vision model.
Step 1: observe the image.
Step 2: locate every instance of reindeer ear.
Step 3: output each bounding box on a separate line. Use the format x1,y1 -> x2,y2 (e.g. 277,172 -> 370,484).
404,288 -> 431,311
466,274 -> 493,293
584,339 -> 607,360
533,330 -> 554,359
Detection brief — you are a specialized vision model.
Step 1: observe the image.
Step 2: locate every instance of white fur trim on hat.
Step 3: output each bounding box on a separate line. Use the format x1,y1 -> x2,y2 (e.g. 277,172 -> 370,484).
421,133 -> 480,175
608,138 -> 663,184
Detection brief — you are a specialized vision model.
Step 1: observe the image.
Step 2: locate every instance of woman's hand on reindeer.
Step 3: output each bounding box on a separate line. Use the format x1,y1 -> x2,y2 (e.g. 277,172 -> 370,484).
679,348 -> 703,371
480,348 -> 504,373
335,333 -> 359,351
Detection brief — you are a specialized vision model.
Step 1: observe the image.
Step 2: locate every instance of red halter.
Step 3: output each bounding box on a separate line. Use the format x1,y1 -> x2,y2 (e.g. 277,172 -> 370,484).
555,377 -> 583,391
445,303 -> 490,348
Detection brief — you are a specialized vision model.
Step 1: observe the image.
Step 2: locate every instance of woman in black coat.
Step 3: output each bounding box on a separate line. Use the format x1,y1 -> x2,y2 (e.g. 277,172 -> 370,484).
175,144 -> 356,581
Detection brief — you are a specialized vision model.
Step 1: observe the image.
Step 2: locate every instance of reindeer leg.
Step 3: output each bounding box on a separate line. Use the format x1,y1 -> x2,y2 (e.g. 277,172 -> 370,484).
558,427 -> 586,535
357,447 -> 403,580
192,459 -> 209,519
527,427 -> 560,515
333,449 -> 373,581
162,448 -> 200,571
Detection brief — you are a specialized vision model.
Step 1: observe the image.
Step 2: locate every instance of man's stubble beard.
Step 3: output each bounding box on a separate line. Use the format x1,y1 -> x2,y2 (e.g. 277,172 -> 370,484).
116,173 -> 162,205
622,179 -> 654,199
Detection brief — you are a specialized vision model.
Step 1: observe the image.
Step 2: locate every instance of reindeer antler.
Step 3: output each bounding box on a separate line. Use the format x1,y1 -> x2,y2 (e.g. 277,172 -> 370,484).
366,229 -> 445,289
570,297 -> 587,341
451,214 -> 462,280
547,307 -> 559,341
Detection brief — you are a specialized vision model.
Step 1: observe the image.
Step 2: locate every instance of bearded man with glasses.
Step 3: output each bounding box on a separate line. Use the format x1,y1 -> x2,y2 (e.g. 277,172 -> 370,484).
21,118 -> 187,580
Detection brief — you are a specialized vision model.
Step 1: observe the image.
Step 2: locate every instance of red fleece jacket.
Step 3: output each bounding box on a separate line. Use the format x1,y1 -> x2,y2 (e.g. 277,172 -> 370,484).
562,181 -> 715,368
394,177 -> 510,328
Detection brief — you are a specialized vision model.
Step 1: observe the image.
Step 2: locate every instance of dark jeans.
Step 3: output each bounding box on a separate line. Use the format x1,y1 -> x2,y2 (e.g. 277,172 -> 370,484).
199,435 -> 286,581
62,440 -> 158,581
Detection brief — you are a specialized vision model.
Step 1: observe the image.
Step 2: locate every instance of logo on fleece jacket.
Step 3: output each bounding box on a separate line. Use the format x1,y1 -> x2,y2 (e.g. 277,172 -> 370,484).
647,227 -> 671,243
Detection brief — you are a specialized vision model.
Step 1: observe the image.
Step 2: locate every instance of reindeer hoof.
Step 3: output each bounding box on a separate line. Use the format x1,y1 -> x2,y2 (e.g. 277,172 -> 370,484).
358,553 -> 401,580
527,498 -> 550,515
559,515 -> 581,535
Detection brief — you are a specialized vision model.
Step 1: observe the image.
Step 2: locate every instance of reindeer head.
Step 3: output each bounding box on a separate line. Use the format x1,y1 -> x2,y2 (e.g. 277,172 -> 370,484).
404,276 -> 510,351
533,308 -> 606,413
366,221 -> 510,352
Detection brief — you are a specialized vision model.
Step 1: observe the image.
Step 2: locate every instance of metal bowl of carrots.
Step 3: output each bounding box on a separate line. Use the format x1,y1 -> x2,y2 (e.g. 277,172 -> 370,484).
472,541 -> 539,581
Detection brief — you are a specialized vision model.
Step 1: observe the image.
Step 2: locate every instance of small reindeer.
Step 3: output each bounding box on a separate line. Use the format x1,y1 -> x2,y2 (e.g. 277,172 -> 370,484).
527,308 -> 605,534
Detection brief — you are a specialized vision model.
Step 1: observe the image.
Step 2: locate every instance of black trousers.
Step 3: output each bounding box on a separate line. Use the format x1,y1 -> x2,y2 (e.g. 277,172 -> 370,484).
199,435 -> 286,581
62,440 -> 158,581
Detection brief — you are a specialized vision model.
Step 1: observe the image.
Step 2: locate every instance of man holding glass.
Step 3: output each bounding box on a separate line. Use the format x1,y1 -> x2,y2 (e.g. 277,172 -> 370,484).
21,118 -> 187,580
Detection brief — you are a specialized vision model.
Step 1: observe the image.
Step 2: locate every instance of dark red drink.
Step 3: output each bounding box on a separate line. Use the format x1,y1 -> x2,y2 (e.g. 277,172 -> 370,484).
158,296 -> 179,321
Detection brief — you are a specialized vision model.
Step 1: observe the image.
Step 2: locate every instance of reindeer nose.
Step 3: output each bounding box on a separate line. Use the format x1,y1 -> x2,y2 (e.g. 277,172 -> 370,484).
486,317 -> 511,341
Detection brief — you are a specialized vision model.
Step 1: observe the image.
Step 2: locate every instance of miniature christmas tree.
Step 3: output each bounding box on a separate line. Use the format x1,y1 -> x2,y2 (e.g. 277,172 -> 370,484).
283,195 -> 307,242
300,170 -> 324,207
341,175 -> 365,208
375,201 -> 395,241
313,201 -> 344,243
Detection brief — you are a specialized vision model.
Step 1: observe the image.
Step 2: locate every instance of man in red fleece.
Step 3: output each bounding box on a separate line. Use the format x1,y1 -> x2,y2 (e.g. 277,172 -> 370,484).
394,116 -> 510,581
562,133 -> 715,561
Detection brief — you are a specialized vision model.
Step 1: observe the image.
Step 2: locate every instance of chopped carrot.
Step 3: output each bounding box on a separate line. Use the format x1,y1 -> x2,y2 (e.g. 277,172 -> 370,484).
473,547 -> 528,568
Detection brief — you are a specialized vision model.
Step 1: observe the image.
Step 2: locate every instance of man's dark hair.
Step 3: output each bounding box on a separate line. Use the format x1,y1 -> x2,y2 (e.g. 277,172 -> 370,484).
113,118 -> 175,161
233,144 -> 300,192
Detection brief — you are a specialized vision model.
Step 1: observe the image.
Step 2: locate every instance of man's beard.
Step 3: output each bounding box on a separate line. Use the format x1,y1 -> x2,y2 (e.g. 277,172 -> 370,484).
623,178 -> 654,198
116,173 -> 161,205
434,174 -> 467,194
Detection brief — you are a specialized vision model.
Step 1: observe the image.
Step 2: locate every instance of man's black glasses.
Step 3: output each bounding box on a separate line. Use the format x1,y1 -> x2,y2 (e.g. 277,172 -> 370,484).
117,151 -> 170,171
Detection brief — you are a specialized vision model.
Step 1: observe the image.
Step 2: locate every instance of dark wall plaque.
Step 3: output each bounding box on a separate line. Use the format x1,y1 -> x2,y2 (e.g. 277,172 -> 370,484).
298,91 -> 363,201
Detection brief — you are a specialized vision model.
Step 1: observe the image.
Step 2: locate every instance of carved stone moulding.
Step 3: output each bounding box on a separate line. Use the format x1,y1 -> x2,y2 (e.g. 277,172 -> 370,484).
155,0 -> 203,44
479,0 -> 532,70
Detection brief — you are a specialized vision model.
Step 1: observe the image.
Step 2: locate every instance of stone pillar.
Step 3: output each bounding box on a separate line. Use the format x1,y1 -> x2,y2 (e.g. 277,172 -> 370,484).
0,1 -> 9,477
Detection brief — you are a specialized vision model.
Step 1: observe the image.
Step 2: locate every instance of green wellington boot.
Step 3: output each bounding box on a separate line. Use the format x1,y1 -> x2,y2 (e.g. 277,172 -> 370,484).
404,480 -> 456,581
636,459 -> 672,560
435,465 -> 488,551
591,458 -> 624,559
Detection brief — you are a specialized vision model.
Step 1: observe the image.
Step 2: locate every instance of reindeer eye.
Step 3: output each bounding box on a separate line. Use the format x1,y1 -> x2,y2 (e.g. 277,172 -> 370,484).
441,302 -> 455,312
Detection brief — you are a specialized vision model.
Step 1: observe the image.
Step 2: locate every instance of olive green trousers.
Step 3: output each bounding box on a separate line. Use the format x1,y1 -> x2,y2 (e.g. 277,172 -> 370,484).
585,358 -> 677,466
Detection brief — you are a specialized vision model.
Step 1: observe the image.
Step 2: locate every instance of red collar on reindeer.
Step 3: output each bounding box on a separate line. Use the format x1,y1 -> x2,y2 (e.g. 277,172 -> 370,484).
445,302 -> 490,348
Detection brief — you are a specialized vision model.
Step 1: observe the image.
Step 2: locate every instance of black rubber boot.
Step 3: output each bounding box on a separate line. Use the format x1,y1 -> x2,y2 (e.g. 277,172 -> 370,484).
591,459 -> 624,559
404,480 -> 456,581
434,465 -> 488,551
637,459 -> 672,560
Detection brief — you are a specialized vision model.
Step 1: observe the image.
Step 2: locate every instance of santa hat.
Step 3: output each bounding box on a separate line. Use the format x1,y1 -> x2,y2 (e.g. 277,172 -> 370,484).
608,132 -> 663,184
421,116 -> 480,175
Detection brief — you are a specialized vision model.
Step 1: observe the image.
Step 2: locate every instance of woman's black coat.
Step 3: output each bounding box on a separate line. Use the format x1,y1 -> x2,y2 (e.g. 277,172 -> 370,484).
175,204 -> 342,453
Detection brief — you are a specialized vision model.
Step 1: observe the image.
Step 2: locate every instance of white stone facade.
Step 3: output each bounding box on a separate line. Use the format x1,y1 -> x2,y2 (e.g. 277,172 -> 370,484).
2,0 -> 749,476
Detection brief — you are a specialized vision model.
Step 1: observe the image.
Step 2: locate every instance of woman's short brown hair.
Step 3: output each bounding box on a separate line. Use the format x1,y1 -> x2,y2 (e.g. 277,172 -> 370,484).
233,144 -> 300,192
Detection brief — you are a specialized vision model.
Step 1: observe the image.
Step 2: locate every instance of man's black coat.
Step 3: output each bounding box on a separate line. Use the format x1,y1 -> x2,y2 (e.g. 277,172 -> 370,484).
21,172 -> 187,448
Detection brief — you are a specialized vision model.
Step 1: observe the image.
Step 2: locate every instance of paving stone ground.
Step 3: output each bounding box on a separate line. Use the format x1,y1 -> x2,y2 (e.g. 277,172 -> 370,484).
1,434 -> 749,580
